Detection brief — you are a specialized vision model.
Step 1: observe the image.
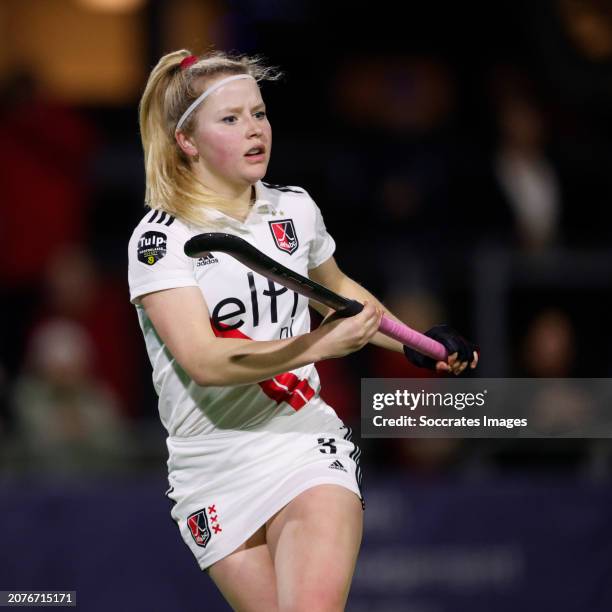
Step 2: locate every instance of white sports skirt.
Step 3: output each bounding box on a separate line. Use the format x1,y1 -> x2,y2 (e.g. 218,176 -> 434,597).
165,398 -> 363,570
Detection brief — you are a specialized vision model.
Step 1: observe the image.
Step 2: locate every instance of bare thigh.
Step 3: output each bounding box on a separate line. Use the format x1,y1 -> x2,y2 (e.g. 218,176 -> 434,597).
208,525 -> 278,612
265,485 -> 363,612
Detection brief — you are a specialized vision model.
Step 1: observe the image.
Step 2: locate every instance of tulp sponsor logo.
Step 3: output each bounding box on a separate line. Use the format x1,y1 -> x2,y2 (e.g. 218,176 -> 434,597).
269,219 -> 299,255
137,231 -> 167,266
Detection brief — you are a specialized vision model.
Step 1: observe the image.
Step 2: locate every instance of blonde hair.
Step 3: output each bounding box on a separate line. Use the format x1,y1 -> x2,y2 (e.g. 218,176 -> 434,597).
139,50 -> 281,227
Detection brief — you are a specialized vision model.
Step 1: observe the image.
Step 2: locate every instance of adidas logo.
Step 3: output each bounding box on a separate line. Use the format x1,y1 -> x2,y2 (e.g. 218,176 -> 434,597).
329,460 -> 347,472
196,253 -> 219,267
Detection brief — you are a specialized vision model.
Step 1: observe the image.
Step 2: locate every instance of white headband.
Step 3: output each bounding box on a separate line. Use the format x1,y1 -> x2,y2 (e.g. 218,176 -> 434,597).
175,74 -> 256,131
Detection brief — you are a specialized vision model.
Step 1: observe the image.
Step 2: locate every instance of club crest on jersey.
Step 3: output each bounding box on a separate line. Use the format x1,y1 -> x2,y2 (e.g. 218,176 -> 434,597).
137,231 -> 167,266
269,219 -> 299,255
187,508 -> 211,548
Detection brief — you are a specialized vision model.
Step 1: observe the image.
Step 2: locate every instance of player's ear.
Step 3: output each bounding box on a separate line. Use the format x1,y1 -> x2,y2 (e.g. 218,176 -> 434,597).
175,130 -> 198,158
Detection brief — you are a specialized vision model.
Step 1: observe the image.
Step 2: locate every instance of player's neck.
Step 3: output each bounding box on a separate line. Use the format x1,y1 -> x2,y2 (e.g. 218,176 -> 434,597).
228,186 -> 255,222
192,165 -> 254,221
218,185 -> 255,223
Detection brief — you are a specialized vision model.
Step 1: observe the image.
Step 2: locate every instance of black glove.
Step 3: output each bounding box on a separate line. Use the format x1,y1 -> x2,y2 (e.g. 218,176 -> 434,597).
403,324 -> 478,371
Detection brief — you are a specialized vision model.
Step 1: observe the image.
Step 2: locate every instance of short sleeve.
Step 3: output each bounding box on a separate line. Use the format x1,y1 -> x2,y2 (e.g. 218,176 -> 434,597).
128,221 -> 197,304
308,200 -> 336,269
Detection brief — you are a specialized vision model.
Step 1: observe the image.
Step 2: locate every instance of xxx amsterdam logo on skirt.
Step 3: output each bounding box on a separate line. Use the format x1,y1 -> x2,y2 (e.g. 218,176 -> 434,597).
187,505 -> 223,548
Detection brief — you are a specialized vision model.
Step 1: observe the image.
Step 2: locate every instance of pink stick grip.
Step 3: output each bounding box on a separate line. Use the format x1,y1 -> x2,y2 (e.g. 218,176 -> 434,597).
379,315 -> 448,362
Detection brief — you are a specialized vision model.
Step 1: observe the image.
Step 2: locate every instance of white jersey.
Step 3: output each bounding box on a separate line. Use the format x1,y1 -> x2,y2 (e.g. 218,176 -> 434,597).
127,180 -> 336,437
128,181 -> 363,570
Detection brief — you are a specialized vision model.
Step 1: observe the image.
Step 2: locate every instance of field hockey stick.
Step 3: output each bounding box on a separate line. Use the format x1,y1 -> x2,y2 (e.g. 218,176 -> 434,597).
184,233 -> 447,361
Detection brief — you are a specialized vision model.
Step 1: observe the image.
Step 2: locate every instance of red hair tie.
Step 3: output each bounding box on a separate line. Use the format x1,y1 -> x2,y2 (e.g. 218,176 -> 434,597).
180,55 -> 198,70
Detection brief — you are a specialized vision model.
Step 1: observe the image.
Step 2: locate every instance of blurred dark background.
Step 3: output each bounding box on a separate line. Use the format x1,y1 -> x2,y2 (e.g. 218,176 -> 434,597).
1,0 -> 612,610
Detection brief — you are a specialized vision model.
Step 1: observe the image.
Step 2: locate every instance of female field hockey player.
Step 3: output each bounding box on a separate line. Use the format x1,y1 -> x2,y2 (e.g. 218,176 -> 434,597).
128,50 -> 478,611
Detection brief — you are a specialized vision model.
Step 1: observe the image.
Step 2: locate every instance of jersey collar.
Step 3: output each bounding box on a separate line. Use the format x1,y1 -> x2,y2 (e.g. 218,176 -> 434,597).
251,180 -> 276,215
206,181 -> 278,230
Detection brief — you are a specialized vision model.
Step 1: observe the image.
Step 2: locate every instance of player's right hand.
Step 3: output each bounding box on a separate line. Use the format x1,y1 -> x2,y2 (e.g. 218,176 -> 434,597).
403,324 -> 479,375
317,301 -> 382,359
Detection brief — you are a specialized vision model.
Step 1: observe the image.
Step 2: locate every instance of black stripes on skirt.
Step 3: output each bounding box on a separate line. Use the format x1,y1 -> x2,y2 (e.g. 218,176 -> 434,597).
341,425 -> 364,508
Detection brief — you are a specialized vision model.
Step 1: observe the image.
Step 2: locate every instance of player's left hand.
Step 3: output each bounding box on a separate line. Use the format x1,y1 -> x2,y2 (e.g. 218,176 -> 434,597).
403,324 -> 479,376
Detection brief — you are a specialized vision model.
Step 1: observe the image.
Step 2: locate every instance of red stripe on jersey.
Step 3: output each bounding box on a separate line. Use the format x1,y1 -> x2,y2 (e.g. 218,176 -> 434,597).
211,321 -> 315,411
273,372 -> 316,410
